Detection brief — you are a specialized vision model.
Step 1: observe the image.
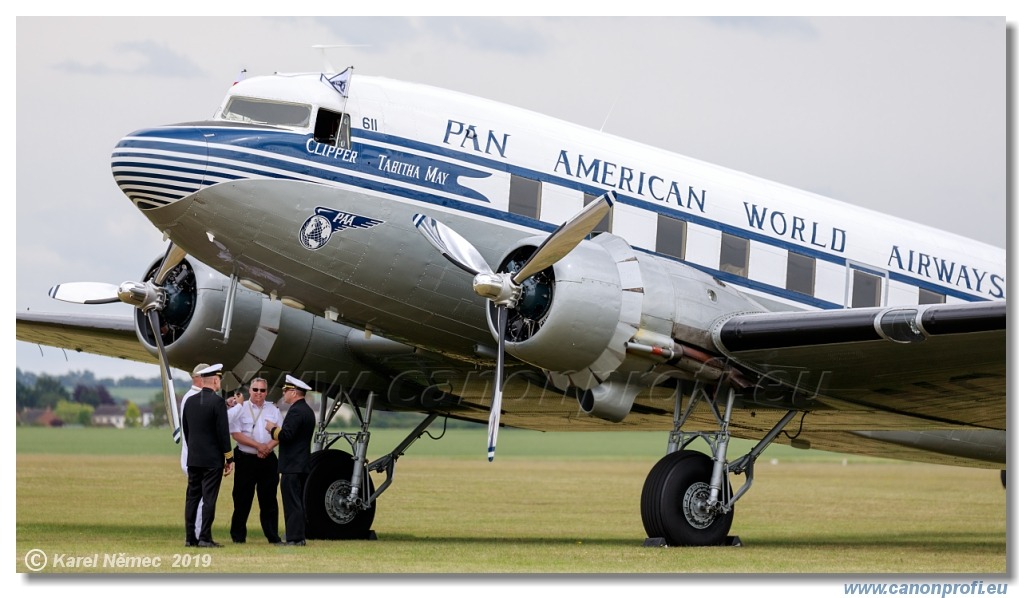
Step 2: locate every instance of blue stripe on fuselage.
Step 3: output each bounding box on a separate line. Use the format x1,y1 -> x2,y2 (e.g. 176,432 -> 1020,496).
118,125 -> 987,305
120,127 -> 493,204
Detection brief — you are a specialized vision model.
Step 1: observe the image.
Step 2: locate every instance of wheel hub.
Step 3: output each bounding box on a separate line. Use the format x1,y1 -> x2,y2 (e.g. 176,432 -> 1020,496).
324,479 -> 358,525
682,481 -> 716,529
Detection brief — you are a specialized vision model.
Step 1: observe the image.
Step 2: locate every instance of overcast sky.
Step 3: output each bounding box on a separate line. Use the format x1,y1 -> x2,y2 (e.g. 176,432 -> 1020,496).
6,12 -> 1017,596
14,16 -> 1009,382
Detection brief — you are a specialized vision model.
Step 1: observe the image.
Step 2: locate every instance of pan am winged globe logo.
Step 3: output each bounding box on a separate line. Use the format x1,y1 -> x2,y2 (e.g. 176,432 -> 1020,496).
299,214 -> 333,250
299,207 -> 385,250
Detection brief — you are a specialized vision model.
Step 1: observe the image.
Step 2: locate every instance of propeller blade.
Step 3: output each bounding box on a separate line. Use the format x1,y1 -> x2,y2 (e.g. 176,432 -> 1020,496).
152,243 -> 187,286
47,244 -> 188,447
487,305 -> 507,462
413,214 -> 494,277
48,282 -> 121,304
147,309 -> 182,444
512,191 -> 616,285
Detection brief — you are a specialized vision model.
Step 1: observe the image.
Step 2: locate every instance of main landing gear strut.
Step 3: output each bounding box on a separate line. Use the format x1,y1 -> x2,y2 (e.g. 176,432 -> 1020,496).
640,381 -> 799,547
303,390 -> 440,540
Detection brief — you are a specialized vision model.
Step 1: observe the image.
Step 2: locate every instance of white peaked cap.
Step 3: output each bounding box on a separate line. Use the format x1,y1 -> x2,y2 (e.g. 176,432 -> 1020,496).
282,374 -> 311,391
198,363 -> 224,377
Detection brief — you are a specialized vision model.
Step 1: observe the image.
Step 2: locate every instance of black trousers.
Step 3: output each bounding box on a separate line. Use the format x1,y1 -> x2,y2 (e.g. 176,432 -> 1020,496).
280,472 -> 309,543
230,448 -> 280,543
185,466 -> 223,543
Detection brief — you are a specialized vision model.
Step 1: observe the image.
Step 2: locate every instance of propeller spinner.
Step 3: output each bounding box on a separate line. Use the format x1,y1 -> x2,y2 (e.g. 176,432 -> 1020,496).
47,242 -> 189,444
414,191 -> 615,460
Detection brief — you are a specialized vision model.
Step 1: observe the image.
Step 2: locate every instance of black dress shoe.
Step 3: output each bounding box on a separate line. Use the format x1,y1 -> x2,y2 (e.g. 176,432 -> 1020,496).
184,541 -> 199,547
284,540 -> 306,546
197,541 -> 223,548
232,539 -> 246,544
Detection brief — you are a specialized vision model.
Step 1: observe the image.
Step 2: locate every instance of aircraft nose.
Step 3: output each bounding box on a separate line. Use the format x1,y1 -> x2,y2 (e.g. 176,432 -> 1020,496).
111,126 -> 210,210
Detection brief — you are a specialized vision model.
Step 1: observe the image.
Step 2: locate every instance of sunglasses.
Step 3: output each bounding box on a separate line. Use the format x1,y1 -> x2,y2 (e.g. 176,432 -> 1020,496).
250,388 -> 267,392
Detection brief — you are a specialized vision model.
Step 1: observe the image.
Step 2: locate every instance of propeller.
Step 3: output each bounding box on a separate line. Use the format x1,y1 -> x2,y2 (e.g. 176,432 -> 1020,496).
414,191 -> 615,460
48,242 -> 189,444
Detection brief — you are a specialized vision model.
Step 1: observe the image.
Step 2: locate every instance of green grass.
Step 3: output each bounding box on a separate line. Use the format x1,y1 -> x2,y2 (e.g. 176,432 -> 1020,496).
15,428 -> 1007,575
15,425 -> 889,462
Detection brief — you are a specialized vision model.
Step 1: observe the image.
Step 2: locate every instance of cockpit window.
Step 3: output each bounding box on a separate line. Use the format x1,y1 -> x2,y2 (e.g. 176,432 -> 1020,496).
314,109 -> 351,148
221,97 -> 311,127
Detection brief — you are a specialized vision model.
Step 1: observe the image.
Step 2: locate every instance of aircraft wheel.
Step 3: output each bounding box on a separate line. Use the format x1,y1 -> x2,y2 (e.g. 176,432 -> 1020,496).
304,449 -> 376,540
640,450 -> 734,546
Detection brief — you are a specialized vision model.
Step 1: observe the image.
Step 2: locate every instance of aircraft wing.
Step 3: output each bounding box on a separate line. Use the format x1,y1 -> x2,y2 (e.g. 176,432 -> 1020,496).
712,301 -> 1006,430
16,311 -> 156,364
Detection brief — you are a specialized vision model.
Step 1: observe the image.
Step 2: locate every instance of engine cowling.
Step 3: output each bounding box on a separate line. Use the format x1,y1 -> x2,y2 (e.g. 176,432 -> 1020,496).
131,256 -> 387,392
487,233 -> 766,421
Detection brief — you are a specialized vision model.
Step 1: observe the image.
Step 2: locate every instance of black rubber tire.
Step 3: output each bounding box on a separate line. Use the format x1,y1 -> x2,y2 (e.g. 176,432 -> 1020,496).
303,449 -> 376,540
640,450 -> 734,546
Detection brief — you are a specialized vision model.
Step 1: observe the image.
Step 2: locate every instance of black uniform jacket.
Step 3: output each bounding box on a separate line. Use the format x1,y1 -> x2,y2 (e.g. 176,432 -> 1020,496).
182,387 -> 232,468
274,398 -> 315,474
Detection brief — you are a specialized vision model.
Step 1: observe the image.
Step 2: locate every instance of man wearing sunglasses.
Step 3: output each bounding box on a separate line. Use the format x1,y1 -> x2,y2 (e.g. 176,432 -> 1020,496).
228,377 -> 282,544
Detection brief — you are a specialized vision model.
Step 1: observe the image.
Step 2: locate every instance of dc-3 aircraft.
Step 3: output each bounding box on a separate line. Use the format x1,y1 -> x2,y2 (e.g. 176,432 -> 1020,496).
17,63 -> 1005,547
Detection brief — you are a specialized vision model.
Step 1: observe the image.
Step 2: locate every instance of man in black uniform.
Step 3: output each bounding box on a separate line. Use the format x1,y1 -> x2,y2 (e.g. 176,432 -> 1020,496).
266,374 -> 315,546
182,364 -> 234,548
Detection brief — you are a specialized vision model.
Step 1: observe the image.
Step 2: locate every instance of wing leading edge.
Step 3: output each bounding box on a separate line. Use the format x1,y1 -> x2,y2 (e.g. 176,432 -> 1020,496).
16,311 -> 155,364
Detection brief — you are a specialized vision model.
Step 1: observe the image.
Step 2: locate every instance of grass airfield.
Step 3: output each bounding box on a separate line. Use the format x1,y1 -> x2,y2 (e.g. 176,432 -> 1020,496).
16,427 -> 1007,574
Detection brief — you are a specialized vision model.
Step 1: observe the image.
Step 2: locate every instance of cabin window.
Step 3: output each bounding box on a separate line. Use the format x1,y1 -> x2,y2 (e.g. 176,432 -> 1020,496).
719,233 -> 749,277
851,270 -> 882,307
314,109 -> 351,148
655,214 -> 686,259
584,193 -> 613,234
786,251 -> 815,296
509,175 -> 541,219
918,288 -> 946,305
221,97 -> 311,127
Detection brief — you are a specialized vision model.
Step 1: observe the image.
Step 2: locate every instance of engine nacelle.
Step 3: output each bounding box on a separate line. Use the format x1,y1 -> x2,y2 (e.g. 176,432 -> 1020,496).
487,233 -> 766,421
131,256 -> 382,392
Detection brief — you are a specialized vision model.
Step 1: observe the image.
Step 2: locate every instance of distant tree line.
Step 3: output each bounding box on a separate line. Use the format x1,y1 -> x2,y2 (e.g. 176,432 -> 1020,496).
16,368 -> 480,431
16,367 -> 186,391
16,368 -> 172,428
18,373 -> 73,410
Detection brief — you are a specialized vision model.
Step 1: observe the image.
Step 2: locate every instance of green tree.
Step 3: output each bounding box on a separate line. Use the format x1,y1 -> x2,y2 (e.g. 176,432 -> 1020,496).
34,375 -> 70,410
96,385 -> 114,405
125,401 -> 142,428
16,368 -> 37,388
148,393 -> 168,427
72,384 -> 115,407
61,370 -> 96,388
16,379 -> 38,410
54,400 -> 94,427
73,384 -> 101,407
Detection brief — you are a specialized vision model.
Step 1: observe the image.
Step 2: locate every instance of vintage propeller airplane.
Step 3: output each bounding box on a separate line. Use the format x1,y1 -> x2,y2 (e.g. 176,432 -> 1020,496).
17,63 -> 1005,546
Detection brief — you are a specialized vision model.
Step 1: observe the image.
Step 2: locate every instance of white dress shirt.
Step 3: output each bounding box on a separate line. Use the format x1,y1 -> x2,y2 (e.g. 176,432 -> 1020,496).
229,401 -> 281,454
